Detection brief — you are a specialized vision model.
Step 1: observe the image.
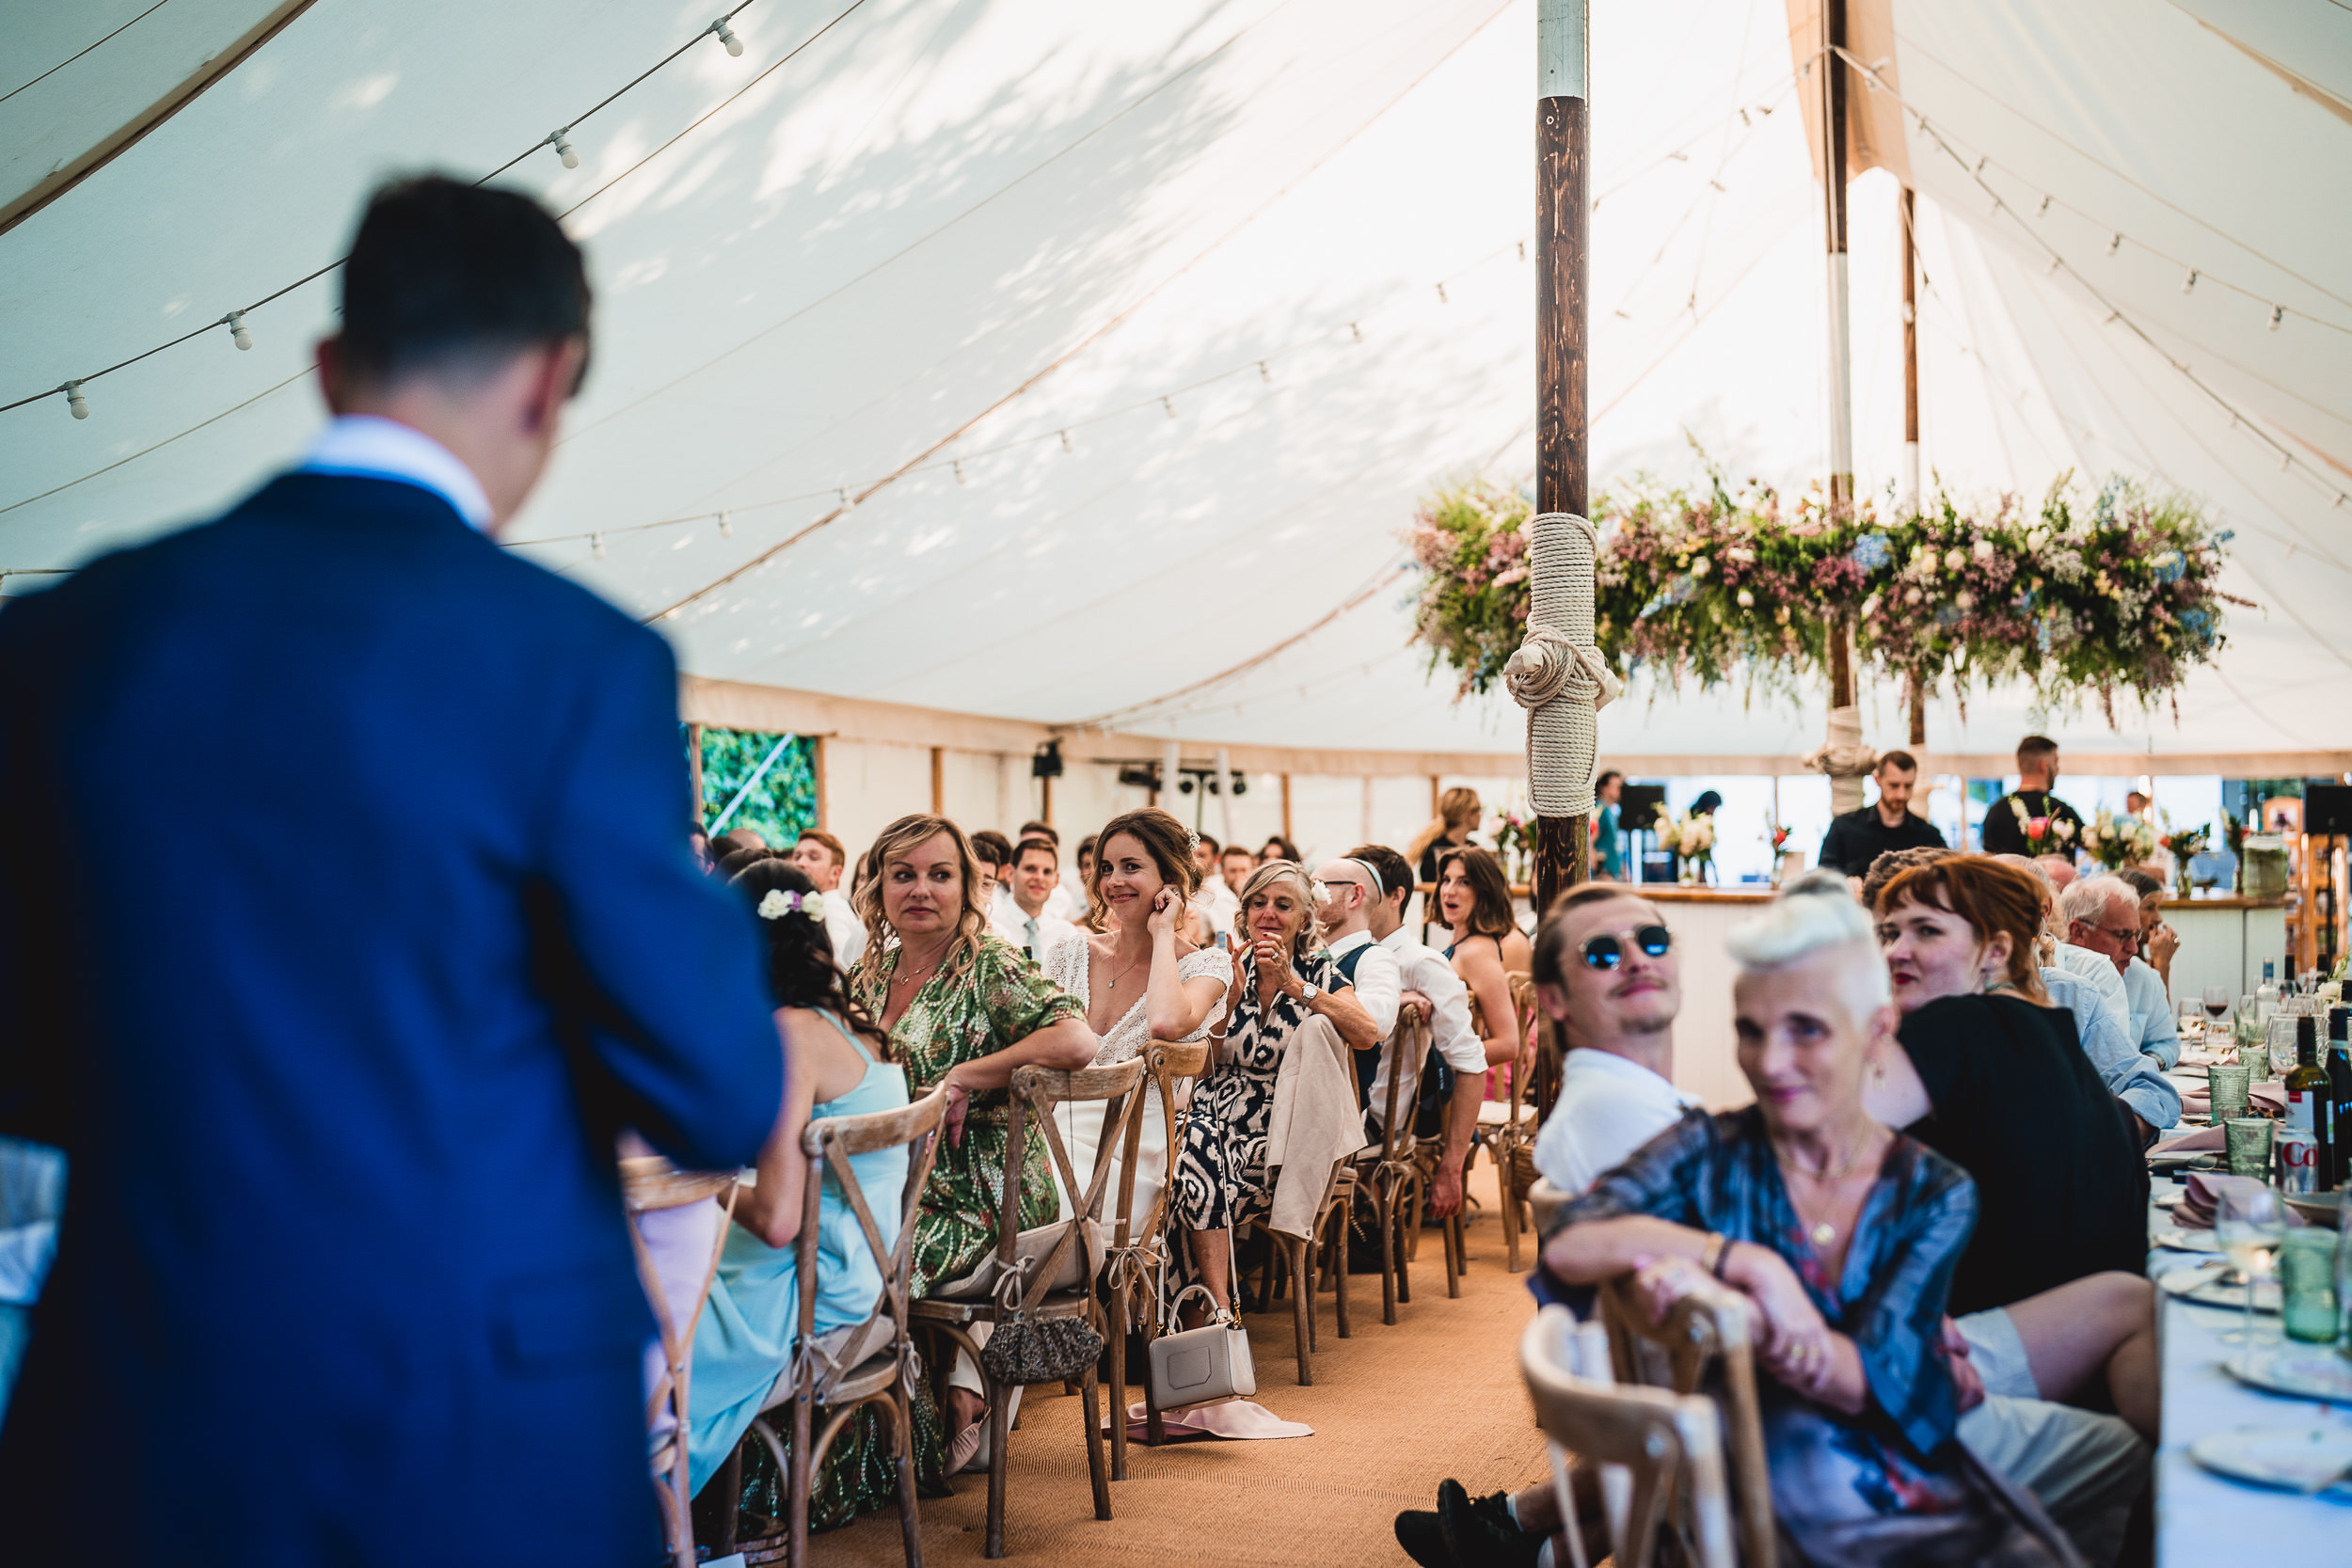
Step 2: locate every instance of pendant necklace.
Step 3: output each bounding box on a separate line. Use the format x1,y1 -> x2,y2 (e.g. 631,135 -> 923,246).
1776,1131 -> 1883,1250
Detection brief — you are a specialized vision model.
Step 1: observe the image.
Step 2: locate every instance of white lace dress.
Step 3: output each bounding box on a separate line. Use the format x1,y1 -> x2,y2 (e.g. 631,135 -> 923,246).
1041,934 -> 1228,1232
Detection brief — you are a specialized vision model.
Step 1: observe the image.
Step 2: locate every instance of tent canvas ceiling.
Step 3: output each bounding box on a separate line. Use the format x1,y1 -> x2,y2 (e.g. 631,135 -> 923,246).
2,0 -> 2346,765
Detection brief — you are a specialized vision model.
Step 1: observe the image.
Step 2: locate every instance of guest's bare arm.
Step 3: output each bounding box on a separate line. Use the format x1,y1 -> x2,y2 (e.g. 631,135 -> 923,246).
1858,1043 -> 1931,1128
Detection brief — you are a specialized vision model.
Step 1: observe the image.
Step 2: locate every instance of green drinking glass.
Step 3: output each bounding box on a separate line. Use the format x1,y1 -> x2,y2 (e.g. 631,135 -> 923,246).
2225,1116 -> 2276,1180
2207,1063 -> 2253,1126
2280,1228 -> 2339,1343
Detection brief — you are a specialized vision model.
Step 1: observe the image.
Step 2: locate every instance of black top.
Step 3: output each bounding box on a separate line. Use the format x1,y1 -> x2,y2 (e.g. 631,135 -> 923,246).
1417,832 -> 1483,887
1979,789 -> 2085,857
1897,993 -> 2148,1315
1817,805 -> 1947,878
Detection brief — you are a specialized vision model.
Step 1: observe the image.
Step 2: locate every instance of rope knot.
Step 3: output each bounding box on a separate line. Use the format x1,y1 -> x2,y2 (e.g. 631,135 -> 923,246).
1503,626 -> 1622,713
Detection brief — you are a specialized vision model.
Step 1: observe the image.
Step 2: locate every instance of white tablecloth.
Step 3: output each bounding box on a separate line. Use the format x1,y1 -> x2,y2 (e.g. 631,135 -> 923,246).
2147,1179 -> 2352,1564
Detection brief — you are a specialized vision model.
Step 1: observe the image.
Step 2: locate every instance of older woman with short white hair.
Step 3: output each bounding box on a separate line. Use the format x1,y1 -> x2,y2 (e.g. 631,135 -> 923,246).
1170,861 -> 1378,1316
1542,874 -> 2074,1563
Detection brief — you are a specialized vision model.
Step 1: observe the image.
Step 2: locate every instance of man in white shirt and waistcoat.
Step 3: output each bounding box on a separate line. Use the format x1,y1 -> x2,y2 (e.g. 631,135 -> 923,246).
1351,846 -> 1490,1219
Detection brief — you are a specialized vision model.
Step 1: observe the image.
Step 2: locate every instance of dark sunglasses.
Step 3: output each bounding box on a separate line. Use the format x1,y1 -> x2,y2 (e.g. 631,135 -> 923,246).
1581,924 -> 1673,969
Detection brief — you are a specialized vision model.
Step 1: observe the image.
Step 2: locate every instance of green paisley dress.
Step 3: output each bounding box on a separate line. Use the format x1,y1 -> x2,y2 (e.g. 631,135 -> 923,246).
848,934 -> 1088,1296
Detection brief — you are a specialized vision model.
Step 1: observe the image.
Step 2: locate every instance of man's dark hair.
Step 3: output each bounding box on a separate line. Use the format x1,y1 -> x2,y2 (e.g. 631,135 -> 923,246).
1346,844 -> 1413,905
1013,834 -> 1058,869
1017,820 -> 1059,846
2116,867 -> 2164,901
2015,734 -> 2058,769
1859,845 -> 1956,911
1596,769 -> 1623,791
1878,750 -> 1918,775
969,830 -> 1013,868
340,176 -> 592,387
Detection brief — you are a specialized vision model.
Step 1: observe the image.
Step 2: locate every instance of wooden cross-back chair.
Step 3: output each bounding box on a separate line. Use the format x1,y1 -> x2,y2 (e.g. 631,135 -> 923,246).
1519,1305 -> 1737,1568
1469,971 -> 1543,1270
1597,1275 -> 1776,1568
1354,1012 -> 1434,1325
910,1056 -> 1148,1559
620,1159 -> 741,1568
722,1085 -> 948,1568
1104,1039 -> 1212,1468
1243,1146 -> 1354,1385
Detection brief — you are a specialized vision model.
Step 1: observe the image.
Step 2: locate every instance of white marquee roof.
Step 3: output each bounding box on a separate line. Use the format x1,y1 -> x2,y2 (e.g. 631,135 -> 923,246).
2,0 -> 2346,766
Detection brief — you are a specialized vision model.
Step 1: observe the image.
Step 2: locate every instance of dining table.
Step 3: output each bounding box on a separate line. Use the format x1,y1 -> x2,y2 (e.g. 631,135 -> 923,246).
2147,1032 -> 2352,1560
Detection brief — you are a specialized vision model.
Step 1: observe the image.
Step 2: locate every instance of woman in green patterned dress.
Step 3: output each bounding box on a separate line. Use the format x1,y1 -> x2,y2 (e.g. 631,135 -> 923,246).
846,814 -> 1098,1472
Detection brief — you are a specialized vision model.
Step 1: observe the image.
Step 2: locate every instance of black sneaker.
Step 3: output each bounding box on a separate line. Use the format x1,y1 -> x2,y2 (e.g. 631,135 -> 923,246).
1438,1479 -> 1543,1568
1393,1508 -> 1454,1568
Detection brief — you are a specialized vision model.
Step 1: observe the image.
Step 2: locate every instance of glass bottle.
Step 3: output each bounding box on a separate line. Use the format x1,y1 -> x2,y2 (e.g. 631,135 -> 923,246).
2332,1006 -> 2352,1190
2258,960 -> 2280,1024
2286,1015 -> 2334,1189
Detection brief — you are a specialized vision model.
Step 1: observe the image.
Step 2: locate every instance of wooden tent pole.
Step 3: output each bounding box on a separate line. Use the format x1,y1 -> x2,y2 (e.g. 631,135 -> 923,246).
1900,184 -> 1920,511
1532,0 -> 1592,913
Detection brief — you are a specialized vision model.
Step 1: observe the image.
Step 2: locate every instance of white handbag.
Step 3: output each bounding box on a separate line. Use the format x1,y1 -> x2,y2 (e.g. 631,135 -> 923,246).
1148,1284 -> 1256,1413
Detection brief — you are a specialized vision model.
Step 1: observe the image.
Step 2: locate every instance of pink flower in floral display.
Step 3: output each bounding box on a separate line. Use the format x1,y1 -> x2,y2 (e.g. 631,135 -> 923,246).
2027,816 -> 2051,838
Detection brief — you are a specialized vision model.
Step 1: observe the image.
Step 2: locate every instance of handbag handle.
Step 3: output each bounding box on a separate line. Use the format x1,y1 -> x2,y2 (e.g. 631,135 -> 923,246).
1162,1280 -> 1233,1334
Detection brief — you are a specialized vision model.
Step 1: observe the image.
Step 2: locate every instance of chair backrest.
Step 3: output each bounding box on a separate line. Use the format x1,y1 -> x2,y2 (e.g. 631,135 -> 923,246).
1597,1275 -> 1775,1568
1519,1305 -> 1735,1568
791,1084 -> 950,1396
1112,1039 -> 1211,1250
999,1056 -> 1149,1311
1375,1012 -> 1432,1162
1503,971 -> 1540,1125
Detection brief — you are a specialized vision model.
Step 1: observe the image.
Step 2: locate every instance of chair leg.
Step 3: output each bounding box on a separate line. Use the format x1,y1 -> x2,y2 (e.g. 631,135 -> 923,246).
893,1384 -> 925,1568
1405,1176 -> 1424,1260
1288,1238 -> 1312,1385
1330,1205 -> 1352,1339
789,1386 -> 815,1568
710,1443 -> 742,1558
1375,1184 -> 1399,1326
1082,1355 -> 1112,1522
1108,1277 -> 1130,1481
1500,1147 -> 1522,1272
984,1379 -> 1012,1559
1301,1233 -> 1318,1354
1396,1175 -> 1418,1306
1443,1209 -> 1463,1299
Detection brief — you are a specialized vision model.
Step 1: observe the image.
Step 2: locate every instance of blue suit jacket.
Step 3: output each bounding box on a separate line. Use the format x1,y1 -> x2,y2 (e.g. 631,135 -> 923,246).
0,473 -> 784,1565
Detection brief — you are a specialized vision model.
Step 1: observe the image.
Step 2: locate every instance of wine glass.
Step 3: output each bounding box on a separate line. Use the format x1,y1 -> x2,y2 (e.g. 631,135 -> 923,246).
2203,985 -> 2232,1026
2269,1015 -> 2299,1078
2215,1184 -> 2285,1347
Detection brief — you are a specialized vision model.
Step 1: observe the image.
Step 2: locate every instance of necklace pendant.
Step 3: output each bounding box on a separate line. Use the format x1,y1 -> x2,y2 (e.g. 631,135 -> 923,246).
1809,1221 -> 1836,1247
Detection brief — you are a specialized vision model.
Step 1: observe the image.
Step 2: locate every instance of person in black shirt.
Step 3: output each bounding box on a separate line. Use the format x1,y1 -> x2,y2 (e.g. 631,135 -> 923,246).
1979,734 -> 2086,857
1817,749 -> 1947,880
1865,854 -> 2156,1444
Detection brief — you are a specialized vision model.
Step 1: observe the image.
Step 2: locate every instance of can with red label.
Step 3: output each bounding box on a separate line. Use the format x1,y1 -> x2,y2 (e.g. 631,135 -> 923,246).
2276,1126 -> 2321,1194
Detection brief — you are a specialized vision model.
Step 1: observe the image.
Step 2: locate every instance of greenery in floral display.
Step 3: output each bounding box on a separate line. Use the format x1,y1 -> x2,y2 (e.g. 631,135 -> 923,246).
1404,468 -> 2245,723
695,726 -> 818,847
2079,807 -> 2158,871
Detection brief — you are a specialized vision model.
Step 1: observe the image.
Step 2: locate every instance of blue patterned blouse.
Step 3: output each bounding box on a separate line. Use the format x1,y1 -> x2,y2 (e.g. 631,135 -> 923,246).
1550,1106 -> 1989,1533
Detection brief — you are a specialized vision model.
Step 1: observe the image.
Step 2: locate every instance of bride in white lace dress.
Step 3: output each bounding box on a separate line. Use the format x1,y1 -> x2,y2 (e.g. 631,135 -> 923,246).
1040,809 -> 1229,1230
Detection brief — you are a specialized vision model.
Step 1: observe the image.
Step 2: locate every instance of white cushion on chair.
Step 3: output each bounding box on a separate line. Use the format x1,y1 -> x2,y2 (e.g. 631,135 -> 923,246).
1475,1101 -> 1521,1127
930,1217 -> 1108,1300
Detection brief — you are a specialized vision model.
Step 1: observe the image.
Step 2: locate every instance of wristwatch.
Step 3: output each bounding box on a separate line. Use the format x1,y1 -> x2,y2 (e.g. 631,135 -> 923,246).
1297,981 -> 1320,1004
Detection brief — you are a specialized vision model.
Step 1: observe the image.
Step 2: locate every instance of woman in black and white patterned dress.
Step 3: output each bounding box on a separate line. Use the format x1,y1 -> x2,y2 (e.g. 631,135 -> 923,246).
1173,861 -> 1376,1316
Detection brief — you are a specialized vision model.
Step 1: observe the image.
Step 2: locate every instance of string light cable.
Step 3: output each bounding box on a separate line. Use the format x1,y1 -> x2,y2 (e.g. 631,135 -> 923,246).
0,0 -> 858,420
1828,46 -> 2352,517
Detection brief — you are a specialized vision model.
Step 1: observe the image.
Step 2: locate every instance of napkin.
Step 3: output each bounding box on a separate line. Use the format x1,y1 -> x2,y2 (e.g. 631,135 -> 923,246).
2151,1126 -> 2225,1156
2174,1171 -> 2308,1230
1108,1399 -> 1312,1440
2179,1083 -> 2286,1117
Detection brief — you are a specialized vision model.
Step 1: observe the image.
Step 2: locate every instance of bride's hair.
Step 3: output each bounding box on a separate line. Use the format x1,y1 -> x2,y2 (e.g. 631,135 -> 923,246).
1084,808 -> 1200,933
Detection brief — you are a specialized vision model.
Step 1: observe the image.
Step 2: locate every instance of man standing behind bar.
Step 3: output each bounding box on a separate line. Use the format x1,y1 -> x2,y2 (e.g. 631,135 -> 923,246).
1816,750 -> 1946,883
0,178 -> 782,1565
1980,734 -> 2086,857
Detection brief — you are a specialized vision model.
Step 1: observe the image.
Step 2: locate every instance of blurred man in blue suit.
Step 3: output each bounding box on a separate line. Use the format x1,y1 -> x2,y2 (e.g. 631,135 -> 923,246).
0,177 -> 783,1565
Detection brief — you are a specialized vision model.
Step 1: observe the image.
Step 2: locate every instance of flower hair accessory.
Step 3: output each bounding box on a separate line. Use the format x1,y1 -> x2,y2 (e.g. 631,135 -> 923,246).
755,888 -> 828,923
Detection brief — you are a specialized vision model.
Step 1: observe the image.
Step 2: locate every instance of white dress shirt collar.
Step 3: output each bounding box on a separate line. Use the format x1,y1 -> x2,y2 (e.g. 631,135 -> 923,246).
295,414 -> 494,532
1327,928 -> 1375,959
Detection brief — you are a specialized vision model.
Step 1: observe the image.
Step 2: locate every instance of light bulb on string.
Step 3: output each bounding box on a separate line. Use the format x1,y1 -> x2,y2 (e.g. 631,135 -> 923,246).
836,487 -> 853,513
591,532 -> 606,559
1058,429 -> 1073,453
1257,360 -> 1272,383
1435,281 -> 1449,304
953,459 -> 967,484
2106,233 -> 2121,257
1349,322 -> 1363,343
1161,395 -> 1176,420
548,128 -> 579,168
2270,306 -> 2285,332
62,380 -> 87,420
2182,269 -> 2199,294
224,310 -> 252,350
719,509 -> 733,537
1516,240 -> 1527,261
710,18 -> 744,55
2036,195 -> 2051,216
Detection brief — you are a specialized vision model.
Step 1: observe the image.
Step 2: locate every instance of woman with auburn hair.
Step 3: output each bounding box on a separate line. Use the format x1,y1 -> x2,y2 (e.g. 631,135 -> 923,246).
1170,861 -> 1379,1320
1036,808 -> 1230,1231
1438,847 -> 1533,1069
1867,855 -> 2158,1454
845,814 -> 1097,1470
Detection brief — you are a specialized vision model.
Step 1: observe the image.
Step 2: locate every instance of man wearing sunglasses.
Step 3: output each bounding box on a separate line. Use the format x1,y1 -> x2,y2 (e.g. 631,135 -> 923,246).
1528,886 -> 1704,1197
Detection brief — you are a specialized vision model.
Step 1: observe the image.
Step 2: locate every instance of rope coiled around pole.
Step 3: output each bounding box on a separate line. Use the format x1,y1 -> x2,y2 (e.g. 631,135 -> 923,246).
1505,511 -> 1620,818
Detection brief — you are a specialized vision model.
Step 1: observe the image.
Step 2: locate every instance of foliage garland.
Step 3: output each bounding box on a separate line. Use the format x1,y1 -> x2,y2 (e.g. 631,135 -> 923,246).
1405,470 -> 2246,725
